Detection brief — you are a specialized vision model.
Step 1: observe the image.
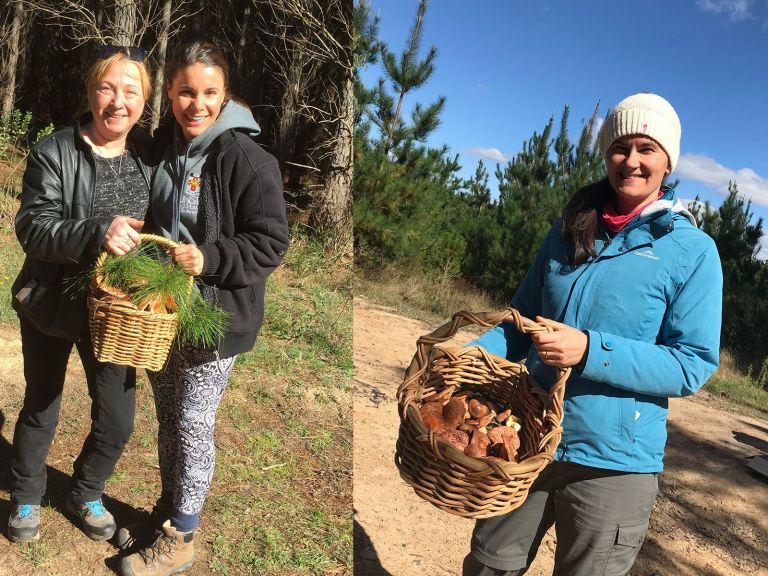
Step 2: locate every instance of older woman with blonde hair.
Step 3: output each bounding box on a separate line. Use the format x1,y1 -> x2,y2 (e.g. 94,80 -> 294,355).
7,44 -> 153,544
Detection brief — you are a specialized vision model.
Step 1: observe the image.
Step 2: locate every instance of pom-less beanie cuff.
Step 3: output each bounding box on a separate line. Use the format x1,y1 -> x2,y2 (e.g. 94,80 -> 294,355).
598,93 -> 681,173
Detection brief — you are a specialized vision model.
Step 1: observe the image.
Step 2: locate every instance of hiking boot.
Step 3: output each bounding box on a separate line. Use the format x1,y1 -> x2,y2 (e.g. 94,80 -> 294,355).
118,520 -> 195,576
115,499 -> 172,552
65,496 -> 116,541
7,504 -> 40,543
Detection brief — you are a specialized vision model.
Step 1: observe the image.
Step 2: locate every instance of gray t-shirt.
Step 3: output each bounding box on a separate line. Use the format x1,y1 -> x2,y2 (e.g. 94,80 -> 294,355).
91,151 -> 149,220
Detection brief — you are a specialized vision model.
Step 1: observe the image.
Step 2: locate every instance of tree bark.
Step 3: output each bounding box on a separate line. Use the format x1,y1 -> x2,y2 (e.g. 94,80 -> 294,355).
311,70 -> 353,236
150,0 -> 172,130
277,46 -> 304,169
95,0 -> 104,32
113,0 -> 137,45
1,0 -> 23,118
235,0 -> 250,70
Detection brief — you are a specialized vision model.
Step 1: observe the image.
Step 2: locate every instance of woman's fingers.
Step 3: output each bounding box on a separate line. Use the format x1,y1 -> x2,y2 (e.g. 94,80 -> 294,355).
532,316 -> 588,367
169,244 -> 205,276
103,216 -> 143,255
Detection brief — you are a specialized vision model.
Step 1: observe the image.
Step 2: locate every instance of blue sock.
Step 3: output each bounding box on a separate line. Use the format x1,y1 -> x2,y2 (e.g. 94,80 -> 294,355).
170,511 -> 199,533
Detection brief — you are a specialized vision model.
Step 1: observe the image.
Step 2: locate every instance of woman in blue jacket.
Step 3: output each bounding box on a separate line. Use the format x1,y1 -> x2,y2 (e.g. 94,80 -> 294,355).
463,93 -> 722,576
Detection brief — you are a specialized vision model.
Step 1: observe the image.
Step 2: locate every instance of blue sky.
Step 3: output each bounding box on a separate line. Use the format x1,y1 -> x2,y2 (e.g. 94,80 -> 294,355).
359,0 -> 768,252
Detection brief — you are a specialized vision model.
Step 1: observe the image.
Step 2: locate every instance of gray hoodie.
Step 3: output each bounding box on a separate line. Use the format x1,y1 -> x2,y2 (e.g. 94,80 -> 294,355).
152,100 -> 261,243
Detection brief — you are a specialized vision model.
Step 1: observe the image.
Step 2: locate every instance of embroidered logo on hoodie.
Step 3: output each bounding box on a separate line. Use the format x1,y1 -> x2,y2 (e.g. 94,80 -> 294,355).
180,172 -> 201,216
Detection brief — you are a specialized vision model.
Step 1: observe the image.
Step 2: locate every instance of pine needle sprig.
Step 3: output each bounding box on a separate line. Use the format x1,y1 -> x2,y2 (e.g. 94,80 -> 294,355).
176,292 -> 230,348
98,243 -> 189,309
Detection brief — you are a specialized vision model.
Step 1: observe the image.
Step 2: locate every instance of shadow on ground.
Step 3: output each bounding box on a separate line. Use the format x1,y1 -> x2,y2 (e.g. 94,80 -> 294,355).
631,418 -> 768,576
354,515 -> 393,576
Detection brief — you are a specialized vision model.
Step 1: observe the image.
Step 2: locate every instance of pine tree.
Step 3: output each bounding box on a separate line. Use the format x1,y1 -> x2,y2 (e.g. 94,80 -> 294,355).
370,0 -> 445,152
353,0 -> 382,126
466,105 -> 604,300
457,161 -> 501,287
689,181 -> 768,373
353,0 -> 463,274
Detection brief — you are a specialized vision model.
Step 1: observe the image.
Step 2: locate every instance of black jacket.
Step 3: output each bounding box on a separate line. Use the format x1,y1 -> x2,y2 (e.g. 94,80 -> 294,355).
147,122 -> 289,357
12,119 -> 152,341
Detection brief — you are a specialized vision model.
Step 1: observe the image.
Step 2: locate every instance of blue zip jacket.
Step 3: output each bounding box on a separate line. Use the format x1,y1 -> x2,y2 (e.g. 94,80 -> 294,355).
473,186 -> 722,473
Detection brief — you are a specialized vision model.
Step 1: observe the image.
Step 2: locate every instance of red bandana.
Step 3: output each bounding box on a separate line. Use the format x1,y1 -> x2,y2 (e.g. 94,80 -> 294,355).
601,190 -> 664,234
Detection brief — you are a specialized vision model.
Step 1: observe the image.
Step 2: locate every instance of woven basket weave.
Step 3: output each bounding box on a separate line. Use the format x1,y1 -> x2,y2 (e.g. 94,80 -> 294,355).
395,308 -> 569,519
88,234 -> 193,372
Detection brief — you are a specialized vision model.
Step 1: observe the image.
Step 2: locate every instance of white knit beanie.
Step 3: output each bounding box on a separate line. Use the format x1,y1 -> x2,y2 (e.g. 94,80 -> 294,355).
598,93 -> 681,172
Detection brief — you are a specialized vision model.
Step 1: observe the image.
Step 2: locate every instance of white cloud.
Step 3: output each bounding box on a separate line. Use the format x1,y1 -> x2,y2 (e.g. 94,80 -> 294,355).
758,231 -> 768,260
465,147 -> 509,163
696,0 -> 752,21
675,153 -> 768,208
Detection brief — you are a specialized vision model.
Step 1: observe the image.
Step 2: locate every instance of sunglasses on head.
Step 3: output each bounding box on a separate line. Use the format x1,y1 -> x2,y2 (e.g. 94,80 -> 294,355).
96,44 -> 147,62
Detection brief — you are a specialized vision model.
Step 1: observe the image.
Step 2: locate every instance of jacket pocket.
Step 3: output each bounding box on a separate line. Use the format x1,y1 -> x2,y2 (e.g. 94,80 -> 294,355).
12,261 -> 84,341
618,395 -> 636,443
219,283 -> 265,332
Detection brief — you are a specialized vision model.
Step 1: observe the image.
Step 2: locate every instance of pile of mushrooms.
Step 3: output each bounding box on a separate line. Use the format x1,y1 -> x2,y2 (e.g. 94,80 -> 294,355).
419,388 -> 522,463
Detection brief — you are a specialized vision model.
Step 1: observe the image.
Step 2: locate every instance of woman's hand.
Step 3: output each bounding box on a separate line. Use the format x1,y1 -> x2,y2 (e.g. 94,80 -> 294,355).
531,316 -> 588,368
103,216 -> 144,255
169,244 -> 205,276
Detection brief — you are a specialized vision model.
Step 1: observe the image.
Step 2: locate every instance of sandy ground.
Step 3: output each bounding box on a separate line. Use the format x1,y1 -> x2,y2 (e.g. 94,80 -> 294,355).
353,297 -> 768,576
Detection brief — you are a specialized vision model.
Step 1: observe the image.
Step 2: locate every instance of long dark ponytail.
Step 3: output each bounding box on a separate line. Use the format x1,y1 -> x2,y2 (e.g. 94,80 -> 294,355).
559,178 -> 613,266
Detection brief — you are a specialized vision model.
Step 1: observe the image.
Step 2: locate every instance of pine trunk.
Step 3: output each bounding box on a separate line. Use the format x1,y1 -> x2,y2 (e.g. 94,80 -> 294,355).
1,0 -> 23,119
113,0 -> 137,45
311,72 -> 353,236
150,0 -> 172,130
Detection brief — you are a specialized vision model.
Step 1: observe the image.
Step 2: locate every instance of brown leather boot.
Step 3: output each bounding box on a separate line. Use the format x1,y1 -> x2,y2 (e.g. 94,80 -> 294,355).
118,520 -> 195,576
115,499 -> 173,552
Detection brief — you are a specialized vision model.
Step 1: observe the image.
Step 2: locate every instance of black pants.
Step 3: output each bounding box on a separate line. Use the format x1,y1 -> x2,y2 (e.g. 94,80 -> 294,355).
9,316 -> 136,505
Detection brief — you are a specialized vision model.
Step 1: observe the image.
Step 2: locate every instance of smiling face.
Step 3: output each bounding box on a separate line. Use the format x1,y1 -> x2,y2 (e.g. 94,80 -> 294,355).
87,59 -> 145,143
167,62 -> 226,141
605,135 -> 671,214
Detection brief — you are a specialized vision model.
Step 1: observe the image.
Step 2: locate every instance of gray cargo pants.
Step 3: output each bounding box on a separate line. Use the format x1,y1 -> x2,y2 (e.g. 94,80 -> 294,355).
463,461 -> 658,576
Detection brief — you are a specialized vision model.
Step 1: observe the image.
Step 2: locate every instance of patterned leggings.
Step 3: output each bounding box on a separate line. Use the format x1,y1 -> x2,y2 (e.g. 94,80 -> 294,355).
148,346 -> 236,519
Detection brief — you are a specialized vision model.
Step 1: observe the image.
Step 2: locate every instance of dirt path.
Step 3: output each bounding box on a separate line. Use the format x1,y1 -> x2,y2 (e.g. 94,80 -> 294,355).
353,297 -> 768,576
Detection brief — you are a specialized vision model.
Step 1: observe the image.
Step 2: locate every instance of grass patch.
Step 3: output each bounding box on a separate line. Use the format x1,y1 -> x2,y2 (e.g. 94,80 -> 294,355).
704,350 -> 768,414
0,231 -> 24,324
16,540 -> 51,566
205,494 -> 351,575
355,262 -> 501,327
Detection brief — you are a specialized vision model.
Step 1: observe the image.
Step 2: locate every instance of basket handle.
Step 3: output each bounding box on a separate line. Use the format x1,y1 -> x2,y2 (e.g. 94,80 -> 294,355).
94,233 -> 181,270
398,308 -> 569,414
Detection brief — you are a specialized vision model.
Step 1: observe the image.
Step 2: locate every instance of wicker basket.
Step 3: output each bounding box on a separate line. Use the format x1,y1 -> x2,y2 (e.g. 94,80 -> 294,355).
395,308 -> 569,519
87,234 -> 193,372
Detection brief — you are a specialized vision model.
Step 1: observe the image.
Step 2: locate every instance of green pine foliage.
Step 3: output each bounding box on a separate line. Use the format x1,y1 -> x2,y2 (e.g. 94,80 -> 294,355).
689,183 -> 768,381
457,161 -> 502,289
97,242 -> 229,348
472,107 -> 605,300
354,0 -> 464,276
352,0 -> 605,299
353,0 -> 382,125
